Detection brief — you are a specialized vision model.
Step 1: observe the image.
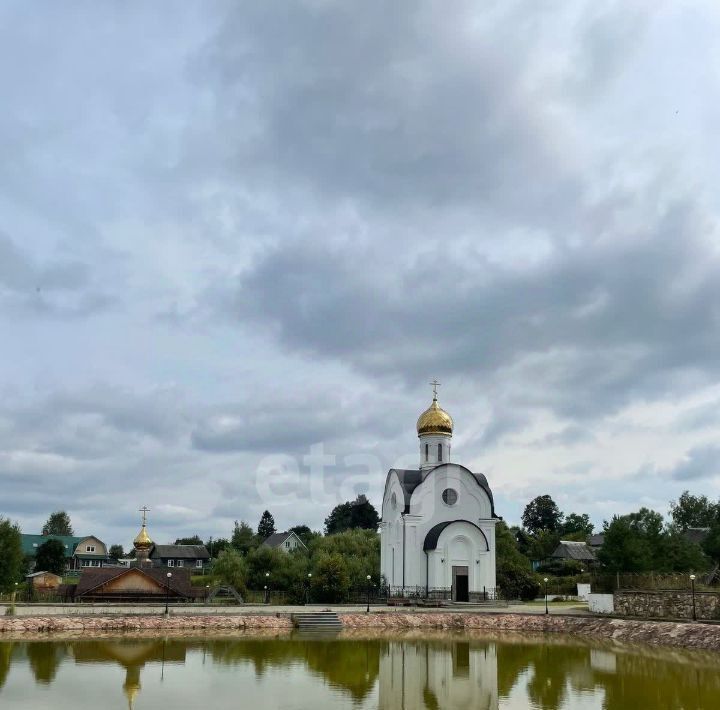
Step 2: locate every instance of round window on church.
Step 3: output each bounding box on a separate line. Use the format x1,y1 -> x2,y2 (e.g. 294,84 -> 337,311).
391,492 -> 397,510
442,488 -> 458,506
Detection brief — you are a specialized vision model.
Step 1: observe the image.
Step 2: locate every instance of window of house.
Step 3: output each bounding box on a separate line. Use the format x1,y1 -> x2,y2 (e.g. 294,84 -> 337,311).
196,560 -> 203,568
86,545 -> 95,552
438,443 -> 443,461
33,543 -> 38,548
177,560 -> 184,567
285,540 -> 290,548
168,560 -> 175,567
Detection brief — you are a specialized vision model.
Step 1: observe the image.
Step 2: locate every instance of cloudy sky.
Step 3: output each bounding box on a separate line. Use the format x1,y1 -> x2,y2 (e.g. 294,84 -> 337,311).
2,0 -> 720,548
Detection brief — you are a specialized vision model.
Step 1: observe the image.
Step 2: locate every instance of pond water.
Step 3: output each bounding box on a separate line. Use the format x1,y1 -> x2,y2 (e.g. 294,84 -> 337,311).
1,631 -> 718,709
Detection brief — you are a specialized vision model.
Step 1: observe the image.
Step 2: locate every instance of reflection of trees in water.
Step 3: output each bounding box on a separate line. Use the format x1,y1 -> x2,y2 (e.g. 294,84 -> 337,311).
496,640 -> 720,710
3,633 -> 720,709
0,643 -> 13,689
26,642 -> 67,684
208,637 -> 383,701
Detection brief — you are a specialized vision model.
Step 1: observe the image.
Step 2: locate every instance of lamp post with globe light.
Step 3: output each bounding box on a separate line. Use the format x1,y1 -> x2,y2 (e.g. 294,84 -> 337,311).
544,577 -> 549,615
165,572 -> 172,615
306,573 -> 312,605
366,575 -> 372,613
690,574 -> 697,621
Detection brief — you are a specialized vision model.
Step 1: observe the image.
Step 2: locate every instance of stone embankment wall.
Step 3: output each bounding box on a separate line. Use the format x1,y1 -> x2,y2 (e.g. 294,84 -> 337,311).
2,612 -> 720,651
614,590 -> 720,620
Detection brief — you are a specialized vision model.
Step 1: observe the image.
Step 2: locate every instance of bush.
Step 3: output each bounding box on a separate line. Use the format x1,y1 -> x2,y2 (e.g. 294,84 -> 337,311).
311,553 -> 350,603
497,564 -> 540,601
212,549 -> 247,593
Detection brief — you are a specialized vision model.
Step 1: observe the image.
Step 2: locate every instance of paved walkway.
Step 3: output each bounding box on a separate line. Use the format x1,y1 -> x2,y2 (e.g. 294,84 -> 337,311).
3,601 -> 591,617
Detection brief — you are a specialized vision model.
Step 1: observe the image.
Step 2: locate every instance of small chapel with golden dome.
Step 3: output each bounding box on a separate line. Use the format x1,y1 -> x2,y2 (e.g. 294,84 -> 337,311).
380,383 -> 498,601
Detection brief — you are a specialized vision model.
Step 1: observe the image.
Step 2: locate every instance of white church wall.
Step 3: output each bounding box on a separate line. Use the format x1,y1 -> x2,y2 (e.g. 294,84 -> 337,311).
409,464 -> 492,522
382,465 -> 497,591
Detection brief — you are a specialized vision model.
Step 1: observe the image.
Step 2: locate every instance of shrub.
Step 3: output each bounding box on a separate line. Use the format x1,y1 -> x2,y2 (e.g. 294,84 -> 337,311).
311,553 -> 350,602
497,564 -> 540,601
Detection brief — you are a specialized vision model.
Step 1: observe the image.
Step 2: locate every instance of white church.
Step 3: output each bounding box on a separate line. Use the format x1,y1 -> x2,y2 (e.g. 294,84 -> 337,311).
380,384 -> 498,601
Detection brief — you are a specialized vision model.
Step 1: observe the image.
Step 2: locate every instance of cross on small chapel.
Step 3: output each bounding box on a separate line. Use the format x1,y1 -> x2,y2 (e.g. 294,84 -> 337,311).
139,506 -> 150,526
430,379 -> 441,399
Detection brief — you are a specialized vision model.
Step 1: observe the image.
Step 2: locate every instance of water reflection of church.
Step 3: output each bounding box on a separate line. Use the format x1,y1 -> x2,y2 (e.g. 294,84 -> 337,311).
5,634 -> 720,709
379,639 -> 497,709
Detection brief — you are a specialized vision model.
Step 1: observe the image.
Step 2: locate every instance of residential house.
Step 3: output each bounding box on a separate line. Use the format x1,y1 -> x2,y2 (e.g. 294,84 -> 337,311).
550,540 -> 597,566
261,531 -> 307,553
148,544 -> 210,570
21,533 -> 110,571
74,566 -> 197,602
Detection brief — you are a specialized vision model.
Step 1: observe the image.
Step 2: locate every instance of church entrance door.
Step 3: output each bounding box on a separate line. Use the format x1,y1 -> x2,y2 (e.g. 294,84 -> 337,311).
452,566 -> 469,602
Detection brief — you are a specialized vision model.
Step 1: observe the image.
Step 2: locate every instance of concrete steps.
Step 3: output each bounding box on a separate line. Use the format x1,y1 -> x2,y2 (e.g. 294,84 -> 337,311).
292,611 -> 343,632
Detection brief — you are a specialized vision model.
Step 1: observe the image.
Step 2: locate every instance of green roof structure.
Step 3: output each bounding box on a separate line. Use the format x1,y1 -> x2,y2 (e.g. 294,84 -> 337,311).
21,534 -> 83,558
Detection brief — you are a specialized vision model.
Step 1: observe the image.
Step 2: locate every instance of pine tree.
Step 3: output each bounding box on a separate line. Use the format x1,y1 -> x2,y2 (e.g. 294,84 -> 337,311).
257,511 -> 276,540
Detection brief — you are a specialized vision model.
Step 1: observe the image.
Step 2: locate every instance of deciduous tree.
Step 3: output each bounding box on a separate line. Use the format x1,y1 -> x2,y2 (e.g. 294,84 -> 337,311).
41,511 -> 73,536
521,495 -> 562,535
0,517 -> 24,591
35,539 -> 66,575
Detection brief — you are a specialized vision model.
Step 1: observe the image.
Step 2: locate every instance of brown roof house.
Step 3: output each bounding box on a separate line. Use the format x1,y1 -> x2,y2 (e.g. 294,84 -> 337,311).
75,566 -> 196,603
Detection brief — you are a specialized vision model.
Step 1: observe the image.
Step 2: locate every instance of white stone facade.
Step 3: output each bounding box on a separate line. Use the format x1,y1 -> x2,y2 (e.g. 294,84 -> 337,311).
380,396 -> 497,599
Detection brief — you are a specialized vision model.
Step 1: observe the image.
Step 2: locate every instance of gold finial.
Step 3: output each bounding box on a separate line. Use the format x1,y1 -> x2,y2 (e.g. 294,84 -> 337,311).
134,506 -> 153,550
430,379 -> 441,401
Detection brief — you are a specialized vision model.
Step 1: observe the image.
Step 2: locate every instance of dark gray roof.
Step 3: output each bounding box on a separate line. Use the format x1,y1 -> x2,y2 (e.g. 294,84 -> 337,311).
150,544 -> 209,560
387,465 -> 497,517
587,533 -> 604,547
262,531 -> 306,549
423,520 -> 490,551
684,527 -> 710,545
551,541 -> 597,562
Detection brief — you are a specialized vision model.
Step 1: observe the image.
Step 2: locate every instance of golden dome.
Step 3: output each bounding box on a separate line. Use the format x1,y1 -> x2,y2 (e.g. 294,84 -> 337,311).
417,396 -> 453,436
133,525 -> 152,550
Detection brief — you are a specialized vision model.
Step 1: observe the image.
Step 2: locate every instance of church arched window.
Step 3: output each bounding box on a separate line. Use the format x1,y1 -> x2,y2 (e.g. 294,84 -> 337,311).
438,443 -> 443,462
425,443 -> 429,461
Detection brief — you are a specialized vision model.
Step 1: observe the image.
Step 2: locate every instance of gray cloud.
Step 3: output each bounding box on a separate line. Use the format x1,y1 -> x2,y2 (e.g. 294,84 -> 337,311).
1,0 -> 720,541
669,445 -> 720,482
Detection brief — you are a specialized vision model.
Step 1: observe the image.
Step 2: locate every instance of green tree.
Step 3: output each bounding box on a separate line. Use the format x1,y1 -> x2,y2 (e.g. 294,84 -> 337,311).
561,513 -> 594,537
35,539 -> 66,575
324,495 -> 380,534
597,515 -> 653,573
174,535 -> 202,545
315,529 -> 379,587
212,548 -> 247,592
521,495 -> 562,535
289,525 -> 319,547
660,528 -> 708,572
41,511 -> 73,536
207,537 -> 231,556
232,521 -> 257,555
108,544 -> 124,559
670,491 -> 719,530
703,512 -> 720,564
311,552 -> 351,602
257,511 -> 276,540
0,517 -> 24,591
495,522 -> 538,601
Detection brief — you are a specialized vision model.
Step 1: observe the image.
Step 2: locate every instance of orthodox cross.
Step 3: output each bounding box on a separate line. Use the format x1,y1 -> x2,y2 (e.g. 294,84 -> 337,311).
430,379 -> 441,399
139,506 -> 150,526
